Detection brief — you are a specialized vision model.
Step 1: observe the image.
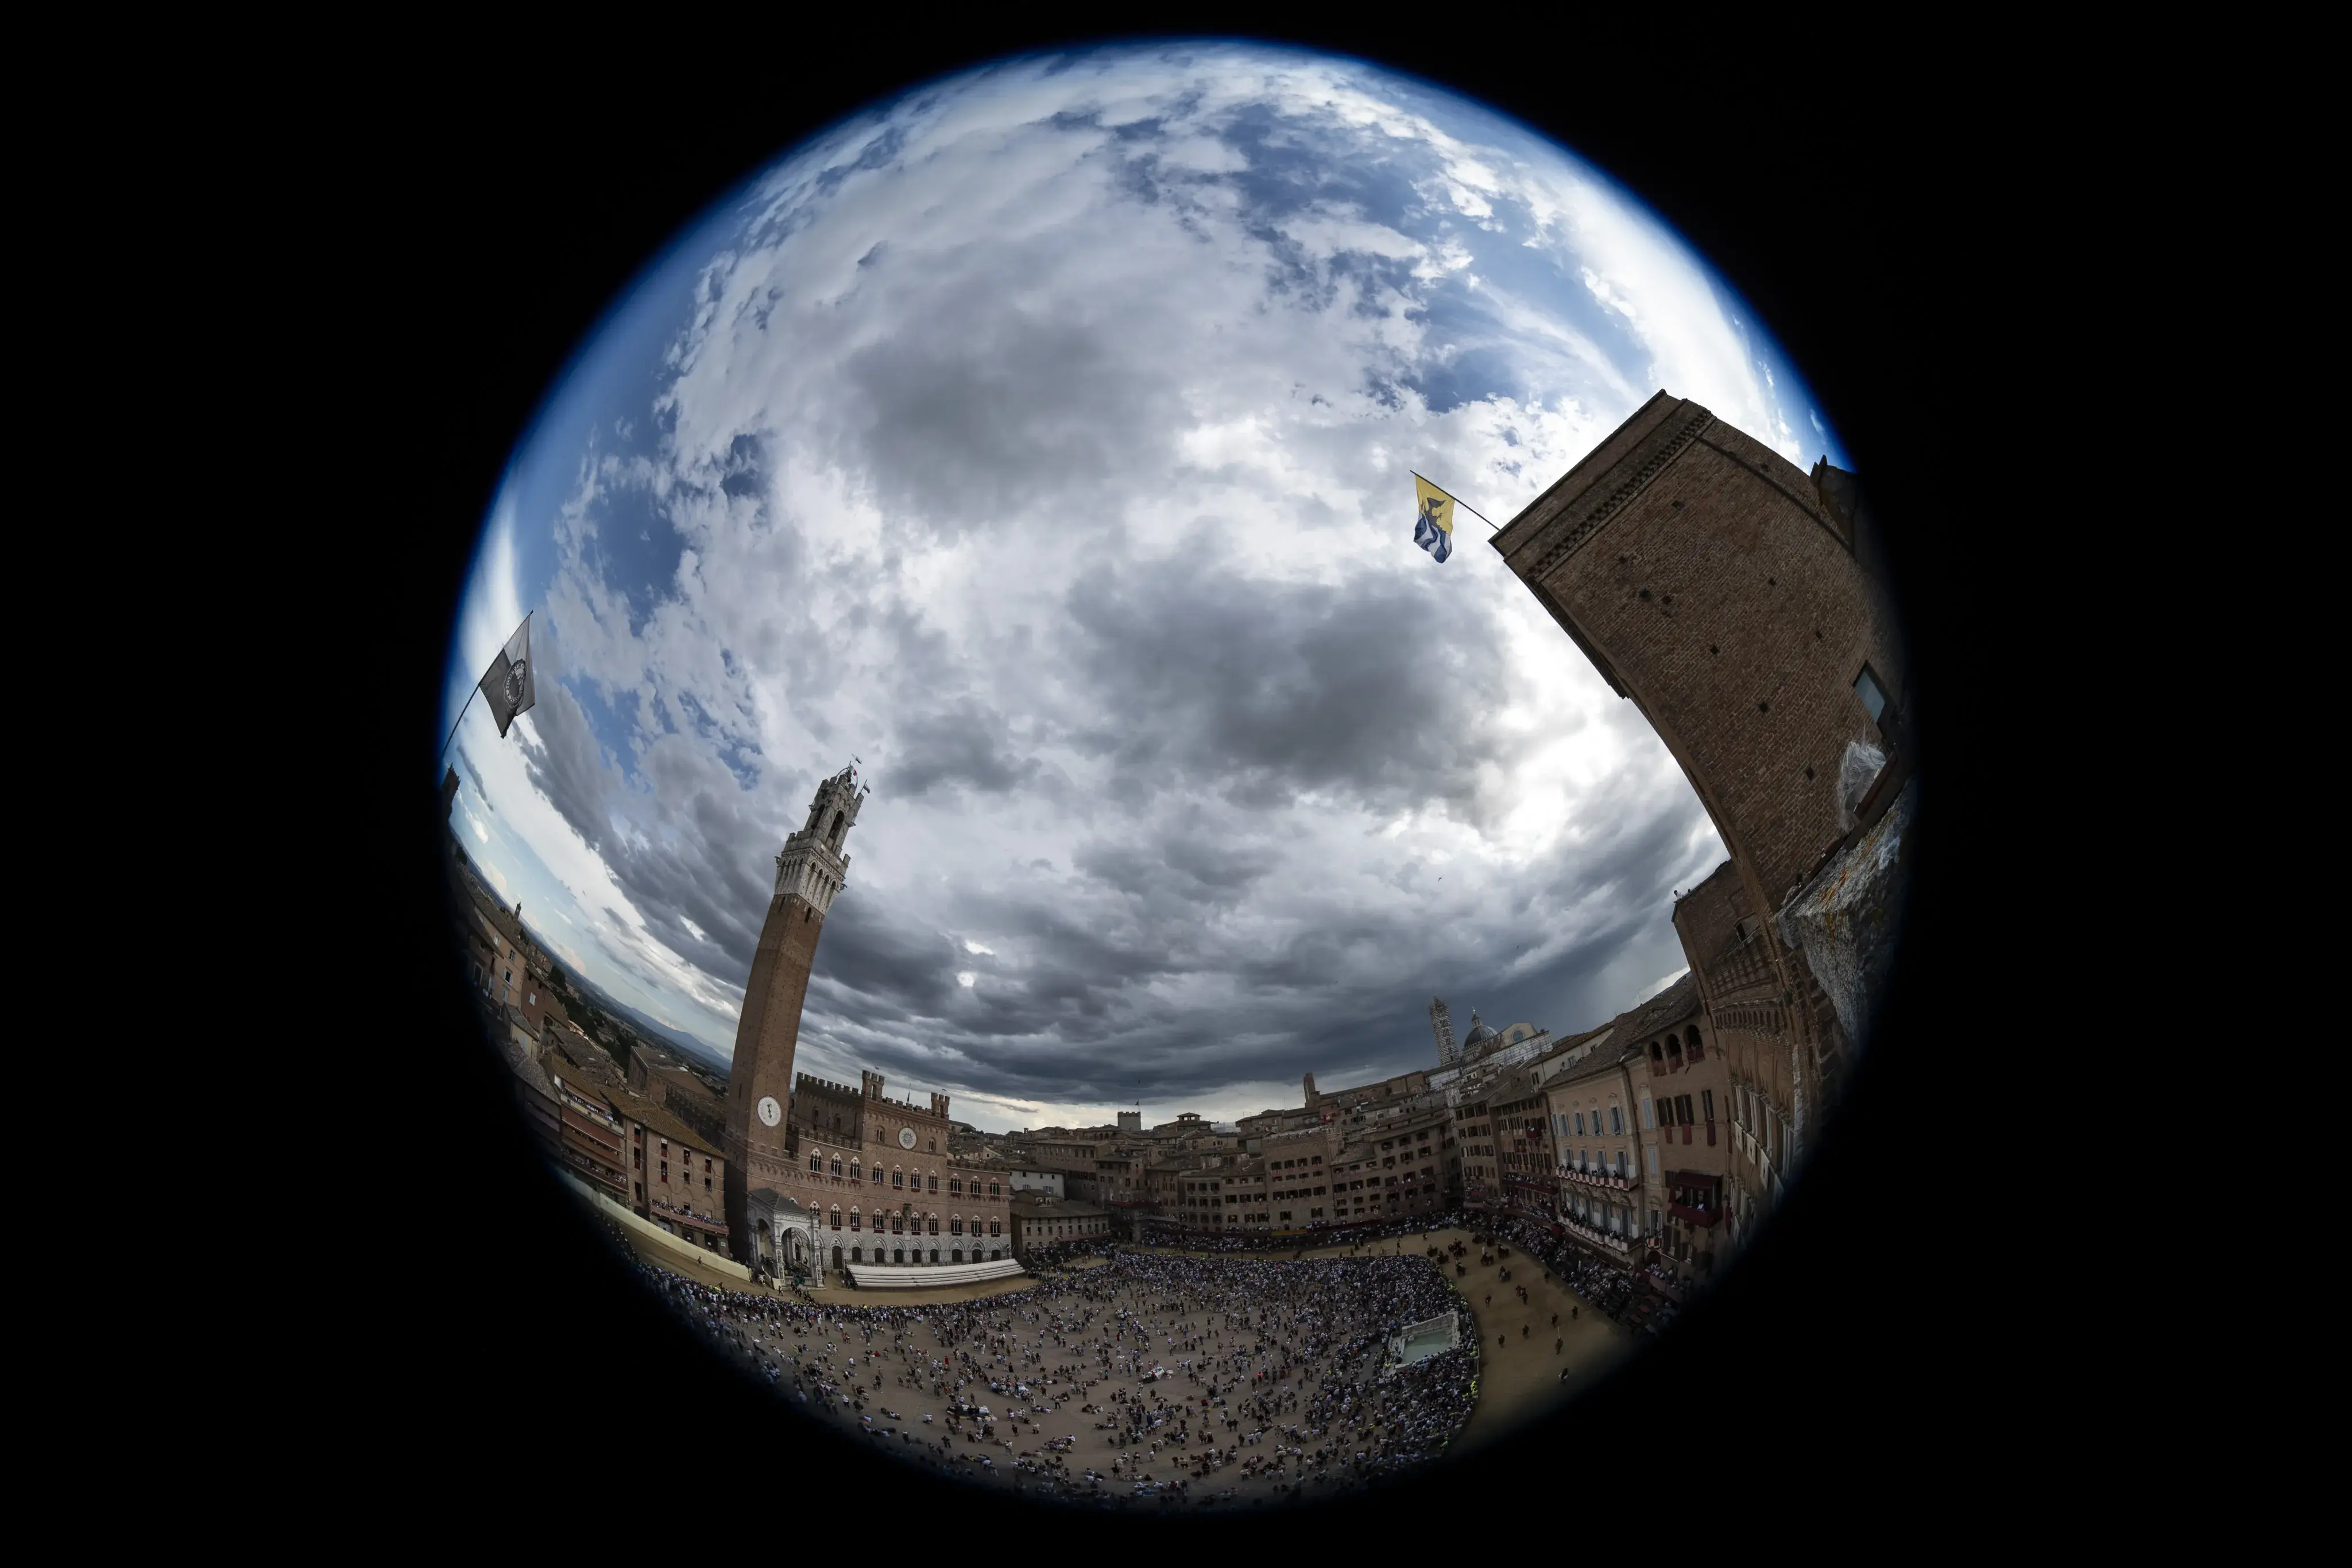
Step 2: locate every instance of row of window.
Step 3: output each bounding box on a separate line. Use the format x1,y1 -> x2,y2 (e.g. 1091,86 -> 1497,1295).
821,1209 -> 1003,1237
835,1246 -> 1004,1264
1656,1090 -> 1714,1126
1550,1105 -> 1627,1140
805,1152 -> 999,1197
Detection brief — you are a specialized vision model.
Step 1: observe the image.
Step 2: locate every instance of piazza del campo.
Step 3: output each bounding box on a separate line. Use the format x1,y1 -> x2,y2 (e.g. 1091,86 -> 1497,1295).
451,394 -> 1915,1509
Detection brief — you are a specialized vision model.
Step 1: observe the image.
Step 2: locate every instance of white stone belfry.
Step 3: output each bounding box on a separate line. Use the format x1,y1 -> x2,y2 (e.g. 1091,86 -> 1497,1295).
775,764 -> 864,918
1430,997 -> 1460,1069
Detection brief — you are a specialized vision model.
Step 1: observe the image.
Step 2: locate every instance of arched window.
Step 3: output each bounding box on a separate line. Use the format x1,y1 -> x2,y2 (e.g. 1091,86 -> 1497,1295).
830,1156 -> 843,1177
1685,1027 -> 1704,1062
849,1160 -> 861,1182
892,1170 -> 904,1188
809,1152 -> 823,1172
829,1206 -> 841,1230
1650,1040 -> 1664,1062
849,1208 -> 861,1231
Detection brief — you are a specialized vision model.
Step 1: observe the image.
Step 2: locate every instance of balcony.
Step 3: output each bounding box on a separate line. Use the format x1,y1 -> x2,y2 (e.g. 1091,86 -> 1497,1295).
1668,1202 -> 1722,1229
649,1202 -> 728,1236
1561,1217 -> 1633,1256
1559,1166 -> 1635,1193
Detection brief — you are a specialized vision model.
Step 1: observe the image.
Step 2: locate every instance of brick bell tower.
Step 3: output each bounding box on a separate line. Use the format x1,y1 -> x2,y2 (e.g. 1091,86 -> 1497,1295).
722,764 -> 864,1258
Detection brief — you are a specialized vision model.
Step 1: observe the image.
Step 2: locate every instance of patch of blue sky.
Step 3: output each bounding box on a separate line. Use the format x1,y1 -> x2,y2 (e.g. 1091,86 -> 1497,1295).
1217,106 -> 1426,229
571,468 -> 688,640
566,675 -> 645,781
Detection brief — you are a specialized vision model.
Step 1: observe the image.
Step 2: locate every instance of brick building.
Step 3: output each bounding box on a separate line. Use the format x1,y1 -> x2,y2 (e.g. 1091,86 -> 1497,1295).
713,768 -> 1012,1277
783,1069 -> 1011,1272
1329,1104 -> 1450,1224
1491,1067 -> 1558,1226
1674,863 -> 1808,1252
640,1062 -> 725,1149
541,1064 -> 631,1209
1454,1091 -> 1499,1213
609,1086 -> 729,1251
1494,389 -> 1908,1224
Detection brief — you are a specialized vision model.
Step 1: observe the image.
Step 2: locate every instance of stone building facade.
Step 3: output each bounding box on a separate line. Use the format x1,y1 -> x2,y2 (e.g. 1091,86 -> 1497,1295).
1454,1091 -> 1500,1212
1542,1044 -> 1647,1266
1329,1104 -> 1451,1224
1631,984 -> 1732,1286
1491,1067 -> 1558,1226
1494,389 -> 1908,1225
1011,1194 -> 1111,1259
1673,863 -> 1805,1250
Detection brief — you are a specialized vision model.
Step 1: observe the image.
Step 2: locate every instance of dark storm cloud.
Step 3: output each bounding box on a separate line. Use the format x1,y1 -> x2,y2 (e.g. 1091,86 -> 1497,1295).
1059,552 -> 1513,820
889,704 -> 1045,799
772,743 -> 1713,1109
822,268 -> 1192,540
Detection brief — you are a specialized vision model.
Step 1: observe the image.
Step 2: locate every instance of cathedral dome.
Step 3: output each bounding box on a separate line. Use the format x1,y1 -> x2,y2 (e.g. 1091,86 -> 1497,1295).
1461,1012 -> 1497,1050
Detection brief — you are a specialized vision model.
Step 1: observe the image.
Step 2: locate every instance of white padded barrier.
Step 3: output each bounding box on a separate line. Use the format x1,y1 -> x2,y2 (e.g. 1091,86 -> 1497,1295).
845,1257 -> 1025,1290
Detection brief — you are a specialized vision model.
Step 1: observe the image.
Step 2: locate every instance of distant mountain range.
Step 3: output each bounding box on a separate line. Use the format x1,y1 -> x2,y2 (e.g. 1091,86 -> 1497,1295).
562,965 -> 732,1078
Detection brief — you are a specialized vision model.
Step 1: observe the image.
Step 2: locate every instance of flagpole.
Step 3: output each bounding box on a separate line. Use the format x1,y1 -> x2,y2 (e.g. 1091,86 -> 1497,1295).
440,609 -> 532,764
1412,473 -> 1500,531
438,686 -> 478,764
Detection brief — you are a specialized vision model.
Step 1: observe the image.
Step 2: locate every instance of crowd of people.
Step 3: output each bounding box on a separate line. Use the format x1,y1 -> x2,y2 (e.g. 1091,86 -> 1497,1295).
1479,1211 -> 1677,1337
614,1228 -> 1482,1509
583,1198 -> 1680,1509
1125,1209 -> 1472,1259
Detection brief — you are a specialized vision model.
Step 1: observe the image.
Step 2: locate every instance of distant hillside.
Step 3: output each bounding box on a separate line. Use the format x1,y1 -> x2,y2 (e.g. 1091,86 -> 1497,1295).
563,968 -> 731,1078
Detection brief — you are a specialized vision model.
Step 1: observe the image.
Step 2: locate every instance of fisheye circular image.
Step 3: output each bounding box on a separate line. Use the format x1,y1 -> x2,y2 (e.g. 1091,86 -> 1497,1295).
438,40 -> 1913,1511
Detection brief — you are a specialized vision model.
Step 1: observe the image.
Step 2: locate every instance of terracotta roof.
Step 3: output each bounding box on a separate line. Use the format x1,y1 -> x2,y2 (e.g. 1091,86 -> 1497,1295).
511,1053 -> 556,1101
1610,973 -> 1701,1043
549,1031 -> 626,1085
547,1068 -> 614,1111
1548,1044 -> 1640,1089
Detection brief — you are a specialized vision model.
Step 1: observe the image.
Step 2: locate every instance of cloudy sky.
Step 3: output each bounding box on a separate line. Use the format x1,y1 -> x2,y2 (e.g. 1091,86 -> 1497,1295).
442,44 -> 1846,1133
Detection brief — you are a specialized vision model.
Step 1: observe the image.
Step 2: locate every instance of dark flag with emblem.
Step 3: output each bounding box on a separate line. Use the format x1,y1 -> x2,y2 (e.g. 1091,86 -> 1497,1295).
477,614 -> 537,737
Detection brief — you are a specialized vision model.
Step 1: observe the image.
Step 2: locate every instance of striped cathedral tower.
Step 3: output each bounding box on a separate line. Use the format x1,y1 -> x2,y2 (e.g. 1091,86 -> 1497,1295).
722,764 -> 864,1257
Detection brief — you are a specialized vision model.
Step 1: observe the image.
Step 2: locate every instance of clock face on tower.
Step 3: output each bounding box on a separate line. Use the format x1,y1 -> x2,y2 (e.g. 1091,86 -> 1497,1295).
757,1095 -> 782,1128
898,1126 -> 918,1150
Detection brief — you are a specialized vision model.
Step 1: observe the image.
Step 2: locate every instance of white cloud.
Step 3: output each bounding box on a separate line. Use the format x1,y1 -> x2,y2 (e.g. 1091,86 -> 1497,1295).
446,45 -> 1828,1128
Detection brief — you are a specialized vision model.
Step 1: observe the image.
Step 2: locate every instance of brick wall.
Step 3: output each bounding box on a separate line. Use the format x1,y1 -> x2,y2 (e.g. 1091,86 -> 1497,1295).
1495,393 -> 1902,913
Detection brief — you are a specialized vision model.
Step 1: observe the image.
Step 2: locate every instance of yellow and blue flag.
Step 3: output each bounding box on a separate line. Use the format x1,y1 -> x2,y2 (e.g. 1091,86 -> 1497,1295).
1413,475 -> 1456,563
